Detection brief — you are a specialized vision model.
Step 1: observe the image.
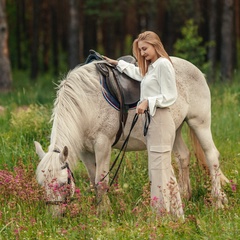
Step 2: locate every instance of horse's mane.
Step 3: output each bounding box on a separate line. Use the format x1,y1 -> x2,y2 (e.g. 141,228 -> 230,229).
47,63 -> 101,168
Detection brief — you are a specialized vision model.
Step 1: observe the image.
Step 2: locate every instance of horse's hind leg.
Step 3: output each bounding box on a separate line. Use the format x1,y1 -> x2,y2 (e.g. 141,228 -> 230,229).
189,129 -> 229,186
188,119 -> 228,208
173,123 -> 192,200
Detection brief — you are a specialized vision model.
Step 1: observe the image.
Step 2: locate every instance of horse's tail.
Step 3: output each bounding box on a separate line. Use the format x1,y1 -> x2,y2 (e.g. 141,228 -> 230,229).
189,128 -> 229,185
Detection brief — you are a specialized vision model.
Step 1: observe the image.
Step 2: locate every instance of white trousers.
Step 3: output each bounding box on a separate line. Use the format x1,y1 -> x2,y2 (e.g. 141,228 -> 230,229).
145,108 -> 184,218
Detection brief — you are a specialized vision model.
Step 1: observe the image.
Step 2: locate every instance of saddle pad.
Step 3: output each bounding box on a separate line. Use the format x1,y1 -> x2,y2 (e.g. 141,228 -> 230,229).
100,74 -> 138,110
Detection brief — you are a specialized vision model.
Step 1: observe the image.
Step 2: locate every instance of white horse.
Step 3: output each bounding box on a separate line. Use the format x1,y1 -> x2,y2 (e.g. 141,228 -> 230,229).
34,57 -> 229,215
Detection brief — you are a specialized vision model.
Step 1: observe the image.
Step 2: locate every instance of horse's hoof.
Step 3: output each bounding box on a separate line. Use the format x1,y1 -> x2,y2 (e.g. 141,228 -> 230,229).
179,185 -> 192,200
221,193 -> 228,205
213,191 -> 228,209
181,191 -> 192,200
219,169 -> 230,185
96,194 -> 113,216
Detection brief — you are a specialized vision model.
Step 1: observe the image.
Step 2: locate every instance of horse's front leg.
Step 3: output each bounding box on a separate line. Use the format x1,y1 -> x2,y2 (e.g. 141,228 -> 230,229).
80,152 -> 96,188
94,135 -> 113,214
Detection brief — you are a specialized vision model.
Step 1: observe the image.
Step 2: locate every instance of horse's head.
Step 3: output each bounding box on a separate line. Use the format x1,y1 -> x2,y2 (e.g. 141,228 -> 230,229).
34,141 -> 75,214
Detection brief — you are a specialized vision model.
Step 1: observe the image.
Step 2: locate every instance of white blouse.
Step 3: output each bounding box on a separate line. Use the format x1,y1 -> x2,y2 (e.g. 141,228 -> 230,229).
116,57 -> 177,116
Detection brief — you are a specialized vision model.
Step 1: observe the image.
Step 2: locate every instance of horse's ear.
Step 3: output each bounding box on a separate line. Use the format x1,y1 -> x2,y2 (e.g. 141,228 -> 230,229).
59,146 -> 68,163
34,141 -> 46,160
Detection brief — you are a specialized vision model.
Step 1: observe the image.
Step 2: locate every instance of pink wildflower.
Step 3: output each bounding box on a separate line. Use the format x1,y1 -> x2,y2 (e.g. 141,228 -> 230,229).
75,188 -> 80,194
230,179 -> 237,192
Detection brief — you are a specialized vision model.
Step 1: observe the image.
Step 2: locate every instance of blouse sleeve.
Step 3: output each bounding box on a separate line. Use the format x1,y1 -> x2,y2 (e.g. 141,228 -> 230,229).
148,59 -> 177,116
116,60 -> 142,81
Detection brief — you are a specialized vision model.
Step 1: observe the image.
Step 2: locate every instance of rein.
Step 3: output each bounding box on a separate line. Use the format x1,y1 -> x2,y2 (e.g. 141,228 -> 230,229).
143,110 -> 151,136
97,111 -> 150,198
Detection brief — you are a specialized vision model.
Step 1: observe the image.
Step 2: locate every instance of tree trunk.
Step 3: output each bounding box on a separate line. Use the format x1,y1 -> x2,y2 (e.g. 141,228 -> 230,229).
41,1 -> 50,73
235,0 -> 240,69
68,0 -> 80,69
147,0 -> 158,31
50,0 -> 59,76
0,0 -> 12,91
16,0 -> 22,69
208,0 -> 217,81
79,0 -> 84,62
16,0 -> 27,70
30,0 -> 40,80
83,17 -> 97,58
101,19 -> 115,57
221,0 -> 234,81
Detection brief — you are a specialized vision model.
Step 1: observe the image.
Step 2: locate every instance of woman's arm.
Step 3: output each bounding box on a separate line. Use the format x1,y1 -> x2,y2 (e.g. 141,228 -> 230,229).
102,56 -> 118,66
103,56 -> 142,81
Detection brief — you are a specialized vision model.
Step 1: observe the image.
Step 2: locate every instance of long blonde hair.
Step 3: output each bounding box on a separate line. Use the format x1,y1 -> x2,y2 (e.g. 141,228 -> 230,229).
132,31 -> 172,76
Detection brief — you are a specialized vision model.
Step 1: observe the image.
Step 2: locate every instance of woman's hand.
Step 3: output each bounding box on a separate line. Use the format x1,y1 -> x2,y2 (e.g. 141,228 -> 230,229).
136,99 -> 148,114
102,56 -> 118,66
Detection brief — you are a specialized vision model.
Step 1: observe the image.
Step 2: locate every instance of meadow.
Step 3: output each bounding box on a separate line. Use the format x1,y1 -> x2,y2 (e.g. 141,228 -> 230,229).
0,70 -> 239,240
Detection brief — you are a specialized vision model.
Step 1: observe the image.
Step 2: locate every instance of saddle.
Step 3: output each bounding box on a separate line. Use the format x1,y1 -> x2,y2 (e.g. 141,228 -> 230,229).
83,50 -> 140,145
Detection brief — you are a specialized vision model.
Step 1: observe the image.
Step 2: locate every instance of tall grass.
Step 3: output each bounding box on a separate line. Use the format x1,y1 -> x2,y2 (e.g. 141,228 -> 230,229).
0,70 -> 239,239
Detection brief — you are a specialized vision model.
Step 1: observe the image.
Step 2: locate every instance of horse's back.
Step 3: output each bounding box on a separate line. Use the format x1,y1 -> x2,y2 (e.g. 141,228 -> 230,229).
172,57 -> 210,96
170,57 -> 211,126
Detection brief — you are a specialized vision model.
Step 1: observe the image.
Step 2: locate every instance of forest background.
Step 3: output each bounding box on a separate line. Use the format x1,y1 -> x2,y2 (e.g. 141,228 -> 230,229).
0,0 -> 240,91
0,0 -> 240,239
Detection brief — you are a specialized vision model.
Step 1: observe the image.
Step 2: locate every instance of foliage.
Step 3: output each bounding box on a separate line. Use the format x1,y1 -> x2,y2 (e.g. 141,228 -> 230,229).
174,19 -> 210,74
85,0 -> 123,19
0,104 -> 51,169
166,0 -> 196,23
0,71 -> 55,168
0,71 -> 240,239
4,0 -> 238,85
237,39 -> 240,69
0,70 -> 56,106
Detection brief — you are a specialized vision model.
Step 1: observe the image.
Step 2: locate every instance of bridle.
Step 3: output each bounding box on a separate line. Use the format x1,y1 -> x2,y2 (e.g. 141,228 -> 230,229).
45,150 -> 75,205
61,162 -> 75,185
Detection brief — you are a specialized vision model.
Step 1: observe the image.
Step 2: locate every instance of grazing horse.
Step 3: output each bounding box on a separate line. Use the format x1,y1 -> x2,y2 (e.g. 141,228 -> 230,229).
34,56 -> 228,215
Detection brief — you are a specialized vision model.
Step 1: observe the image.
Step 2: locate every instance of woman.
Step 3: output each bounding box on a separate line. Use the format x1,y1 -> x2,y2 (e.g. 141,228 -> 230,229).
103,31 -> 184,218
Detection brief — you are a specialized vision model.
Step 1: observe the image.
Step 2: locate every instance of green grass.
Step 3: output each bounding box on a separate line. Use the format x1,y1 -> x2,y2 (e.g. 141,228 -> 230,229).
0,70 -> 57,107
0,70 -> 240,239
